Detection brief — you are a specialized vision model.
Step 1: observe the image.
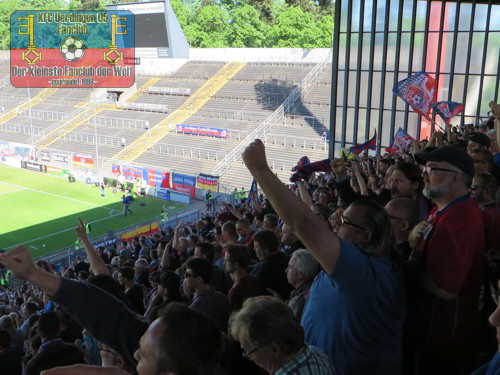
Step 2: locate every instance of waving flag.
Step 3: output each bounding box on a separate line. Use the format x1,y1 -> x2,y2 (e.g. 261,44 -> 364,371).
247,178 -> 258,203
385,128 -> 415,154
349,131 -> 377,155
393,72 -> 437,121
290,156 -> 332,182
431,101 -> 464,124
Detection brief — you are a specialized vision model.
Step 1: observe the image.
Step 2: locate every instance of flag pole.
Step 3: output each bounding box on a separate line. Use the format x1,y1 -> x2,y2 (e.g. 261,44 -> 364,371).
429,119 -> 445,132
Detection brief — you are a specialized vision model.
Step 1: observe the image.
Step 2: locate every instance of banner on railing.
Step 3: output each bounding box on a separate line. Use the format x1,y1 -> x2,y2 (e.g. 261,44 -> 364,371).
3,141 -> 32,160
117,102 -> 169,112
120,222 -> 159,242
196,173 -> 219,191
51,152 -> 72,166
122,164 -> 144,181
156,187 -> 170,200
93,237 -> 117,249
21,161 -> 47,173
143,168 -> 165,187
172,173 -> 196,198
148,87 -> 191,95
0,141 -> 9,157
161,172 -> 171,189
40,151 -> 51,162
176,124 -> 228,139
72,154 -> 94,169
112,164 -> 121,175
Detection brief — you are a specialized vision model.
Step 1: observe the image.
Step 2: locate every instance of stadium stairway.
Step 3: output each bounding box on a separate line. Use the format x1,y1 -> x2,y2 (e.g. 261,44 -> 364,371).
0,88 -> 57,125
109,62 -> 246,164
33,104 -> 115,149
75,91 -> 95,107
32,78 -> 162,148
126,78 -> 161,102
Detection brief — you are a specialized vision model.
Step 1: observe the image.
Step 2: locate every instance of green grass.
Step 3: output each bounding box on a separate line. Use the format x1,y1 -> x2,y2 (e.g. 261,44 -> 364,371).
0,165 -> 185,258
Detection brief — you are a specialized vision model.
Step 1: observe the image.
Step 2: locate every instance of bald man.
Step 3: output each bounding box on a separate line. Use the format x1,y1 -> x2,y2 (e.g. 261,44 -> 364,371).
385,198 -> 419,260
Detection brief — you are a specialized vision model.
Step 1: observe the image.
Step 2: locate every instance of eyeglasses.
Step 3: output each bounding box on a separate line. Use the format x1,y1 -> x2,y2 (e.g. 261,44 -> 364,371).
424,166 -> 458,174
242,347 -> 261,358
340,214 -> 367,231
389,215 -> 407,222
473,159 -> 487,164
470,185 -> 485,191
242,343 -> 271,358
491,282 -> 499,306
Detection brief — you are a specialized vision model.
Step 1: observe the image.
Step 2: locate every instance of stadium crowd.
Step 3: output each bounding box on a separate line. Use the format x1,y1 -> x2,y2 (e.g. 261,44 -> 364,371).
0,101 -> 499,375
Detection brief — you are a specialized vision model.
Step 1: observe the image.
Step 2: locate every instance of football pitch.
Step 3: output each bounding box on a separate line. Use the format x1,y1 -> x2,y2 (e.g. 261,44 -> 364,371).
0,165 -> 185,258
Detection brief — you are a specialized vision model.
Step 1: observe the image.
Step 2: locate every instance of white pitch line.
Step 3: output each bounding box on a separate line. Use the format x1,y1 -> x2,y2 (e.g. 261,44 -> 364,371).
8,211 -> 124,247
0,181 -> 115,212
0,188 -> 26,195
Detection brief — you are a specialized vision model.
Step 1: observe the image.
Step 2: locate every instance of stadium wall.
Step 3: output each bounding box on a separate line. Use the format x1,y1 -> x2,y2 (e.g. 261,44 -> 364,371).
189,48 -> 331,63
129,48 -> 332,75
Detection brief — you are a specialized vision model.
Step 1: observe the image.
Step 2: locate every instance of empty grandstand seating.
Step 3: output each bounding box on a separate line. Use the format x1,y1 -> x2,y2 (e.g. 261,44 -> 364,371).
0,59 -> 332,190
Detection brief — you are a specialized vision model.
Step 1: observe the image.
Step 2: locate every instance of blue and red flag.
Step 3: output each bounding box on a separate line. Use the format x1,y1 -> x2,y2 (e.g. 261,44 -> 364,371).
172,173 -> 196,198
349,131 -> 377,155
290,156 -> 333,182
393,72 -> 437,121
430,101 -> 464,124
385,128 -> 415,154
111,164 -> 121,175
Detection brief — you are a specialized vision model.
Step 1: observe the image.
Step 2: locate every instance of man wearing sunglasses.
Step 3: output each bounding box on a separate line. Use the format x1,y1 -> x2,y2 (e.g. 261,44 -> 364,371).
407,146 -> 485,374
242,139 -> 406,375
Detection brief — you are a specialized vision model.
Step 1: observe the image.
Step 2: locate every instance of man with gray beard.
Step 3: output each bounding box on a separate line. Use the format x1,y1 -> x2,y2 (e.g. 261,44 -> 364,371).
406,146 -> 485,374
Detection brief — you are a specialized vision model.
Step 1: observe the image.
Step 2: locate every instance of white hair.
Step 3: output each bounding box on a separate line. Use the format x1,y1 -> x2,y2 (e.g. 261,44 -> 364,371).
291,249 -> 319,281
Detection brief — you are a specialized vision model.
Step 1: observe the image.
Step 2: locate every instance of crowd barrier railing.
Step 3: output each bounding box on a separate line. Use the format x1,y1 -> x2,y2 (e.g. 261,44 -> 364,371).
34,208 -> 201,270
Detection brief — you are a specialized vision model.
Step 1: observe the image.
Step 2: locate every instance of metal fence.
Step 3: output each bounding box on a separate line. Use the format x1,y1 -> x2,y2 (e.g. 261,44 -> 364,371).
86,116 -> 150,130
149,143 -> 229,161
329,0 -> 500,157
35,209 -> 201,269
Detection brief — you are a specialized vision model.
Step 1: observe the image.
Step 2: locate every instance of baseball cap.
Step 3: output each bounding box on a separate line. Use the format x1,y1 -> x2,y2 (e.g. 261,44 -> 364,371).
469,132 -> 490,148
414,146 -> 475,178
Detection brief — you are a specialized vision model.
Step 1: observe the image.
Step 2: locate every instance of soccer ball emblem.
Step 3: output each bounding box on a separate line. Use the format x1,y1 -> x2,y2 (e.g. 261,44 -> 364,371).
411,94 -> 422,106
60,36 -> 86,62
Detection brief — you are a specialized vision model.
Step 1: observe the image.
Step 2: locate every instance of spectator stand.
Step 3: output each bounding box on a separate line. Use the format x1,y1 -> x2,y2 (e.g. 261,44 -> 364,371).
1,57 -> 334,193
15,208 -> 202,277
